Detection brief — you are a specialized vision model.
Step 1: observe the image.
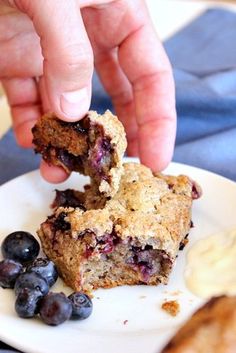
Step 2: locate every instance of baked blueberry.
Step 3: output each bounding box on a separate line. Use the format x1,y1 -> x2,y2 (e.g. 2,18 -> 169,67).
15,287 -> 43,318
1,231 -> 40,264
27,258 -> 58,287
52,189 -> 86,210
0,259 -> 23,288
14,272 -> 49,296
39,292 -> 72,326
68,292 -> 93,320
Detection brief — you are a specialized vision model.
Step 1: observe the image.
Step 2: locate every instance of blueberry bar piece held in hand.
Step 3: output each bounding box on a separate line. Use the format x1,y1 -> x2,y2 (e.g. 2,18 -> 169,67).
32,110 -> 127,197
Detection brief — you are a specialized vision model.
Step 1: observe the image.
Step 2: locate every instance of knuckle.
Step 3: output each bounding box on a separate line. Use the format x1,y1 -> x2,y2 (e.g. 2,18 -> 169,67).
55,43 -> 94,77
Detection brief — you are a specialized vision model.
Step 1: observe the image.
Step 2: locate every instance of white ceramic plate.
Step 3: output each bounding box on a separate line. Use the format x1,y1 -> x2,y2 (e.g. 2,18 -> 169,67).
1,159 -> 236,353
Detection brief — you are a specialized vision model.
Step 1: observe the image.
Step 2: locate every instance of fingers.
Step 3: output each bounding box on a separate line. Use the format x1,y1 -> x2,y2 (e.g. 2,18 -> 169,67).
0,12 -> 43,78
138,117 -> 176,171
118,4 -> 176,171
0,0 -> 95,186
1,77 -> 42,148
40,160 -> 69,184
12,0 -> 94,121
94,48 -> 139,156
0,10 -> 44,148
38,76 -> 51,113
82,0 -> 176,171
2,75 -> 69,184
1,0 -> 175,185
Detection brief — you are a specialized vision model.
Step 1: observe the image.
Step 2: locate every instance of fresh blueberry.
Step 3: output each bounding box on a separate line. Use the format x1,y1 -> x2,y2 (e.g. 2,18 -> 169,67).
15,287 -> 43,318
27,258 -> 58,287
14,272 -> 49,296
39,292 -> 72,326
68,292 -> 93,320
1,231 -> 40,264
0,259 -> 23,289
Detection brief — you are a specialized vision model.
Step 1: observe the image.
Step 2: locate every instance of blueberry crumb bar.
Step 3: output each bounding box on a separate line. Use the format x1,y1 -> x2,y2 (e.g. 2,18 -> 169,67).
38,163 -> 201,294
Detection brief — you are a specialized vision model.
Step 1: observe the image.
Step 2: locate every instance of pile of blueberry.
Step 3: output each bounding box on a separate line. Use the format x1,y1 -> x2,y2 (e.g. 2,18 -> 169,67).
0,231 -> 93,326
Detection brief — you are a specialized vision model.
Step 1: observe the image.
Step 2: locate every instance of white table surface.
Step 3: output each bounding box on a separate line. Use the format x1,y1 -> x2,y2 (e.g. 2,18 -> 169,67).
147,0 -> 236,41
0,0 -> 236,137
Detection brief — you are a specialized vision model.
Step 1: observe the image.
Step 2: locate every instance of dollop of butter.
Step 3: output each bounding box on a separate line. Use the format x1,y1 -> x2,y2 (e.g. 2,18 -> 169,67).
185,229 -> 236,298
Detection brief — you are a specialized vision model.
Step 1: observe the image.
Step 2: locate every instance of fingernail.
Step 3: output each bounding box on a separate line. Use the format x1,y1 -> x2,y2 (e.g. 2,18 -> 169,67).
60,88 -> 89,118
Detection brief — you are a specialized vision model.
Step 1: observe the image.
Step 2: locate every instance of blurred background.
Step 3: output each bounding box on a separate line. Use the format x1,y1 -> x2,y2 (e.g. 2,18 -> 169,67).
148,0 -> 236,40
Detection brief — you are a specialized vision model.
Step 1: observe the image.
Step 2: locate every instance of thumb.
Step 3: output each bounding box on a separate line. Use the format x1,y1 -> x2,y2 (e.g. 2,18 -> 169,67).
12,0 -> 94,121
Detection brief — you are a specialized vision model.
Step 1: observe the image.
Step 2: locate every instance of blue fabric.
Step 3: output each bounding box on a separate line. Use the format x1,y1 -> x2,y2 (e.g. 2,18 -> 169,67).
0,130 -> 40,185
1,7 -> 236,350
164,8 -> 236,180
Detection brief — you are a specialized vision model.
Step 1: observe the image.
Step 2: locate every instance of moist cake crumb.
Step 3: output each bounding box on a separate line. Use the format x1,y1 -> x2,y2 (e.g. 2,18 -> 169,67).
32,110 -> 127,197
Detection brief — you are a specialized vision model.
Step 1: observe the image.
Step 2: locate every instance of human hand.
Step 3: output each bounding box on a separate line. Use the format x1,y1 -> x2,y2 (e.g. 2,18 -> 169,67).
0,0 -> 176,182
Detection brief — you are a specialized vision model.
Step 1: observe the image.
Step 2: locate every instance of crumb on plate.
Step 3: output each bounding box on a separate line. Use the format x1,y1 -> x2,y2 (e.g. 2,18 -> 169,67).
161,300 -> 180,317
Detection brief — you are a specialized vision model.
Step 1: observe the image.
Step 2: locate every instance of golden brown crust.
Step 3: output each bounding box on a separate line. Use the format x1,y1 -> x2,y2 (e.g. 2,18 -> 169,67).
155,173 -> 202,200
38,163 -> 199,294
32,110 -> 127,197
161,296 -> 236,353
